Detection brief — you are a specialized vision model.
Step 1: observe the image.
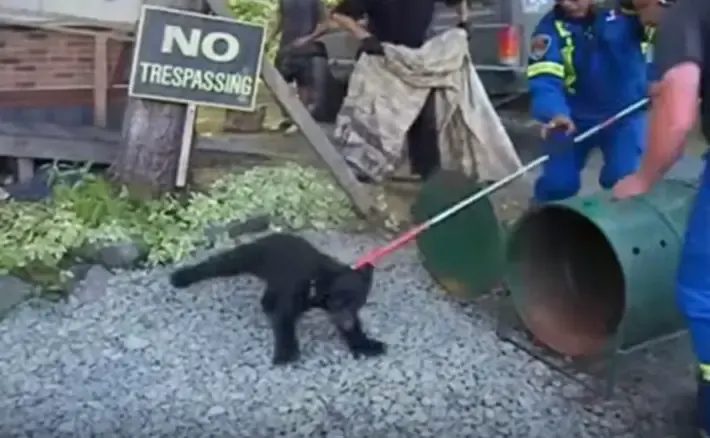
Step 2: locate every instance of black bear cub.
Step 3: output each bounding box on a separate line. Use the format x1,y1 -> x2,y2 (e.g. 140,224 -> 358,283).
170,233 -> 386,365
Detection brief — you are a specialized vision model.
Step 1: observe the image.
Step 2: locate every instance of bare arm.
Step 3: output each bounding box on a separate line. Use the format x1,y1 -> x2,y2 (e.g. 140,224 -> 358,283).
307,1 -> 333,40
331,0 -> 371,40
454,1 -> 468,22
640,64 -> 701,181
637,0 -> 705,183
310,21 -> 334,40
294,1 -> 335,45
330,14 -> 370,39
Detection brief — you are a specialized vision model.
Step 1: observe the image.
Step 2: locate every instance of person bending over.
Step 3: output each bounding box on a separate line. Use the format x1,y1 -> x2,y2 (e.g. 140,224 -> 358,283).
528,0 -> 652,203
613,0 -> 710,433
269,0 -> 327,132
329,0 -> 468,180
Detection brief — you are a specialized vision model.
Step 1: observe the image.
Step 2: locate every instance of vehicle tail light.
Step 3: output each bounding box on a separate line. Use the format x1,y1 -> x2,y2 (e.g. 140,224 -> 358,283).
498,25 -> 520,66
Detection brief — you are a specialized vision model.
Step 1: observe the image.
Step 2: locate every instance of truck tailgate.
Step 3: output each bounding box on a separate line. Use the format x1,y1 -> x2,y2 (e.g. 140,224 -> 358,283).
429,2 -> 507,68
428,2 -> 524,94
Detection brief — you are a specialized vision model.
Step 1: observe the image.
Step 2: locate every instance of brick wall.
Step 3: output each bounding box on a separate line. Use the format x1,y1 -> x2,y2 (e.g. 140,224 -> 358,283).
0,26 -> 126,90
0,25 -> 129,126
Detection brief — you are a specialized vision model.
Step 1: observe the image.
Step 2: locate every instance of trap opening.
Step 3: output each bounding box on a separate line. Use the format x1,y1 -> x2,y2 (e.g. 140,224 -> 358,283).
507,206 -> 626,358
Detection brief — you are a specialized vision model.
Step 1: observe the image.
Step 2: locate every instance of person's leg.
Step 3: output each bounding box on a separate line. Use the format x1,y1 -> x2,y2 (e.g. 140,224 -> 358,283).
533,130 -> 591,203
275,51 -> 297,88
676,158 -> 710,435
406,91 -> 440,179
275,52 -> 298,130
293,56 -> 315,110
597,111 -> 647,189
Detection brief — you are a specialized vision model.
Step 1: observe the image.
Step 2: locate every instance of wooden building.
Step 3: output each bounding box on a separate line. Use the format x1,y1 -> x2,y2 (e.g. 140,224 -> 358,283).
0,2 -> 144,129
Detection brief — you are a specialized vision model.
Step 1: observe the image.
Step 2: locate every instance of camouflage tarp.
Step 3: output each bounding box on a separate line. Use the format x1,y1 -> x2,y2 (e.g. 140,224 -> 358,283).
333,28 -> 523,183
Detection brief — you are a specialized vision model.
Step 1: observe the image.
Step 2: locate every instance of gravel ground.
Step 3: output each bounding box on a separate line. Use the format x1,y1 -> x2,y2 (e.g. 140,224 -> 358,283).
0,230 -> 699,437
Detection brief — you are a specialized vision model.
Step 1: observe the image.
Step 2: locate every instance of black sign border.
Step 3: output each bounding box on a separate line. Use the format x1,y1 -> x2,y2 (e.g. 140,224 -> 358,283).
128,4 -> 267,112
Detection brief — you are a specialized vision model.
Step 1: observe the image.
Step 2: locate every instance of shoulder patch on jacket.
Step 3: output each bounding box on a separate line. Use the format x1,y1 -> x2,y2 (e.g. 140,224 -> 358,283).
530,34 -> 551,61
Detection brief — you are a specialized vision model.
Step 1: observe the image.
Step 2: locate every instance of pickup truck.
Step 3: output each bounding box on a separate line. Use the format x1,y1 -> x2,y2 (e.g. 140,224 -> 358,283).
309,0 -> 556,125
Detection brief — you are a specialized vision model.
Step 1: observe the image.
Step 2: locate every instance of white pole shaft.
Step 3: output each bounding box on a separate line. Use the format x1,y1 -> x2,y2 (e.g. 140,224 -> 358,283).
420,98 -> 650,228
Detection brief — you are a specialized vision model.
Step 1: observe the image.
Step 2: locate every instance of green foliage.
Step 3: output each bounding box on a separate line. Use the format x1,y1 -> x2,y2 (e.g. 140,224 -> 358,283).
228,0 -> 276,26
227,0 -> 279,61
226,0 -> 342,62
0,162 -> 357,289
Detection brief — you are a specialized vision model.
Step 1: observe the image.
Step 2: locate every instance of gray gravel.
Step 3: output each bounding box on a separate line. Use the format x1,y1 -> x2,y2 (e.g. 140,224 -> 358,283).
0,231 -> 699,437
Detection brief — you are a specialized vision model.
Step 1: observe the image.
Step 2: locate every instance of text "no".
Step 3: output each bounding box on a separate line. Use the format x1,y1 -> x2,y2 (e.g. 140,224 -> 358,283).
161,25 -> 240,63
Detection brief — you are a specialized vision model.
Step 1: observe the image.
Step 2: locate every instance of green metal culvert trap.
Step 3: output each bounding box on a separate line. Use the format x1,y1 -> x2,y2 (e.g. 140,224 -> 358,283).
505,179 -> 698,358
411,170 -> 506,298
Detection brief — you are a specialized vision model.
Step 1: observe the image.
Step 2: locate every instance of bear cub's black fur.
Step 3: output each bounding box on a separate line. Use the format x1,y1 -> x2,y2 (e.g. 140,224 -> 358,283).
170,233 -> 386,365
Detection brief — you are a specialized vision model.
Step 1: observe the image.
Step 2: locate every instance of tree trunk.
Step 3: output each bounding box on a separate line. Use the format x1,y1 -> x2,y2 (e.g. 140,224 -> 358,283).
109,0 -> 204,198
110,98 -> 187,197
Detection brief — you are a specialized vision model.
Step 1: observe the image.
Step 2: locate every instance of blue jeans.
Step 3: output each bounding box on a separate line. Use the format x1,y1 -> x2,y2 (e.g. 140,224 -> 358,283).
677,155 -> 710,433
534,111 -> 647,202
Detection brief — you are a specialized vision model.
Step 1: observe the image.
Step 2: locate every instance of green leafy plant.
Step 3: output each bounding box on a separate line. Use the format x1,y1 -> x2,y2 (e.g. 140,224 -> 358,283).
0,162 -> 357,291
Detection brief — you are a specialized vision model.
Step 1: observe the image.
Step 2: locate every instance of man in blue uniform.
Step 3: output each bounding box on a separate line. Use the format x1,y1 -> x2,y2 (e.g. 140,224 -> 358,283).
527,0 -> 652,202
613,0 -> 710,433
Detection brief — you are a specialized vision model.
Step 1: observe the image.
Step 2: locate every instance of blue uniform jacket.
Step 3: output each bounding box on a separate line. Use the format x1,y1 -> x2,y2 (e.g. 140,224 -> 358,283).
527,7 -> 652,122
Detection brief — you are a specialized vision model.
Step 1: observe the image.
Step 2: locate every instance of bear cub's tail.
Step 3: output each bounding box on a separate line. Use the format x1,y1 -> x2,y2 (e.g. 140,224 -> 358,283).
169,245 -> 254,288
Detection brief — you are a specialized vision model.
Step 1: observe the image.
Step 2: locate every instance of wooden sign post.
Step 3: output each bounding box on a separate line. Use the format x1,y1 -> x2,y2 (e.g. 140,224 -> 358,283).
176,104 -> 198,187
128,5 -> 267,188
127,5 -> 376,215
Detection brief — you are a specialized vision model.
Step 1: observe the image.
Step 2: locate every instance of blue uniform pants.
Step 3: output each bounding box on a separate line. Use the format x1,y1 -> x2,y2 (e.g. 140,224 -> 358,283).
676,155 -> 710,433
533,111 -> 647,203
